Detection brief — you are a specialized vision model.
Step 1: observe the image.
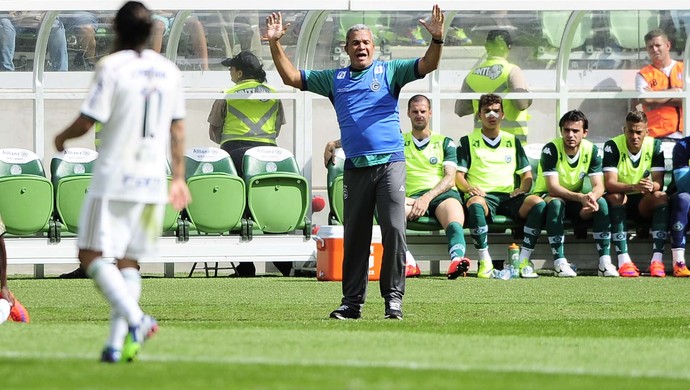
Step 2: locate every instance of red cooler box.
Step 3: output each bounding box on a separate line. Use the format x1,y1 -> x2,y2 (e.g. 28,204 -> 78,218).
315,225 -> 382,281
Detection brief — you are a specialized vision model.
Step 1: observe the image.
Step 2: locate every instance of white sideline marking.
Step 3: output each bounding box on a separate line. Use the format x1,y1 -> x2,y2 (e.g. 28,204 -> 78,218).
0,350 -> 689,381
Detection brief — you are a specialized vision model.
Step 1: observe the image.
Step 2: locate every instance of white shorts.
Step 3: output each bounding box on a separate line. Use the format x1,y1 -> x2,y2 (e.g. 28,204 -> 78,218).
77,196 -> 165,260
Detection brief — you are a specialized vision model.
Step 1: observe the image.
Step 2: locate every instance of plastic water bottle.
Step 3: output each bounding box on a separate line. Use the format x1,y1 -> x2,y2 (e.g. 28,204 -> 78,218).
493,267 -> 512,280
508,243 -> 520,279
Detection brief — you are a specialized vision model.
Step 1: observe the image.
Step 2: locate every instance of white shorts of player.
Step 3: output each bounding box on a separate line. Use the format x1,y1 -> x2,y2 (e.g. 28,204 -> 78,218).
77,195 -> 165,260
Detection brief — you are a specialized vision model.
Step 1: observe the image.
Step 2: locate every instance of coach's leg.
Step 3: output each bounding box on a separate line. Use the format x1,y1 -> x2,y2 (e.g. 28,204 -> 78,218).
340,167 -> 376,311
376,162 -> 407,305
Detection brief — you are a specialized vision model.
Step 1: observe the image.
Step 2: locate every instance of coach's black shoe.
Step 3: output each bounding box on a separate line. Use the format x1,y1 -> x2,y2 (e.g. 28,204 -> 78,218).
384,300 -> 403,320
60,267 -> 88,279
329,305 -> 361,320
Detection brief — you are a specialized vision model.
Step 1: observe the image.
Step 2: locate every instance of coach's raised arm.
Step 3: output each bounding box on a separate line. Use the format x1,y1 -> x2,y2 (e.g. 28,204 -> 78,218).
264,5 -> 444,89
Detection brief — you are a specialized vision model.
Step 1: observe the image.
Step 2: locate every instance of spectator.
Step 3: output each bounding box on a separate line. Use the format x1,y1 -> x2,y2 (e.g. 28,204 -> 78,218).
0,12 -> 68,71
207,50 -> 289,277
455,30 -> 531,143
636,29 -> 684,140
455,93 -> 545,278
60,11 -> 99,70
533,110 -> 615,278
603,110 -> 670,277
54,1 -> 190,363
150,11 -> 208,71
267,5 -> 445,320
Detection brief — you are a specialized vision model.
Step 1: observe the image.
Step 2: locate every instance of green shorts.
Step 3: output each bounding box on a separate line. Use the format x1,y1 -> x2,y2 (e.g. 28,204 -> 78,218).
466,192 -> 526,222
410,189 -> 462,218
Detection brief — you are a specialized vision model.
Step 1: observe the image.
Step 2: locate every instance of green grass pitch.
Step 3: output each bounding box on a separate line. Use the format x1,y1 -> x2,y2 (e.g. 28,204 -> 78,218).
1,275 -> 690,389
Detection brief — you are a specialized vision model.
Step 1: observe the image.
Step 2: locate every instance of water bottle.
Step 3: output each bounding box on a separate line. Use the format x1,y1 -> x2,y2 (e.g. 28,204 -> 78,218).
492,268 -> 511,280
508,243 -> 520,279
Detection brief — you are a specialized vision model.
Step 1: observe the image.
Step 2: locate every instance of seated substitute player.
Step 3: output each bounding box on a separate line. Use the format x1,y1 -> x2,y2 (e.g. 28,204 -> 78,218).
666,135 -> 690,277
455,93 -> 545,278
603,110 -> 670,277
402,95 -> 470,279
532,110 -> 616,278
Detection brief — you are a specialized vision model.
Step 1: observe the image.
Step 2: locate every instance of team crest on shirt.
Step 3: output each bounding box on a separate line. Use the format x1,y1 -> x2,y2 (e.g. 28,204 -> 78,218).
504,155 -> 512,163
429,157 -> 438,164
370,81 -> 381,91
579,172 -> 586,180
337,71 -> 346,79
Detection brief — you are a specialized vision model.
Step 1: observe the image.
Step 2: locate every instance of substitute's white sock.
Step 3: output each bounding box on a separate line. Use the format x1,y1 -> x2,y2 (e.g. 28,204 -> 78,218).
477,248 -> 491,262
651,252 -> 663,263
617,253 -> 632,268
87,259 -> 143,326
672,248 -> 686,265
599,255 -> 612,266
519,247 -> 533,263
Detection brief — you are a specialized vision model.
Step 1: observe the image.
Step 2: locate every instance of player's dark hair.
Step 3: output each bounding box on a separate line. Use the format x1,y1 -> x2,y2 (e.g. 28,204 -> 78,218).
114,1 -> 153,52
559,110 -> 589,130
625,110 -> 648,125
478,93 -> 503,111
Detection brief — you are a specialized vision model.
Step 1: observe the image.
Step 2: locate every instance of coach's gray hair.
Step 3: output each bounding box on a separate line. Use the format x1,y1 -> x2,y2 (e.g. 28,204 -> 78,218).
345,24 -> 374,45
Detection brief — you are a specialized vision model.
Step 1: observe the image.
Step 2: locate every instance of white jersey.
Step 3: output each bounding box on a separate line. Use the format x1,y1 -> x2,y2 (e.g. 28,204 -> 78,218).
81,49 -> 185,203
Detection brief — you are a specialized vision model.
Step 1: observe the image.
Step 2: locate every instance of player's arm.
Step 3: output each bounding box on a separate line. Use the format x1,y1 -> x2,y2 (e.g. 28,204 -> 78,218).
416,5 -> 444,77
649,139 -> 665,192
207,99 -> 225,144
587,145 -> 605,199
602,140 -> 627,193
54,114 -> 96,152
266,12 -> 302,89
409,163 -> 457,220
513,139 -> 532,195
169,119 -> 191,211
455,136 -> 484,196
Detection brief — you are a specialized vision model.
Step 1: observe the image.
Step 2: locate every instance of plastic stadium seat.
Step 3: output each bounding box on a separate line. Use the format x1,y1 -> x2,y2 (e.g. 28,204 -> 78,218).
185,147 -> 246,234
50,148 -> 98,233
609,11 -> 660,49
540,11 -> 593,50
243,146 -> 309,234
326,148 -> 346,225
0,148 -> 54,236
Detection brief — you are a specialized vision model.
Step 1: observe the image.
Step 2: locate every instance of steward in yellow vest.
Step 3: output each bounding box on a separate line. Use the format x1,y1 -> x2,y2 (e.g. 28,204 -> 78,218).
207,51 -> 288,278
207,51 -> 285,176
454,30 -> 531,141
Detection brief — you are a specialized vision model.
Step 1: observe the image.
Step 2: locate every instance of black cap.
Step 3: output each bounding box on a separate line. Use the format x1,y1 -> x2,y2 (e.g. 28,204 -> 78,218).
486,30 -> 513,47
221,51 -> 262,73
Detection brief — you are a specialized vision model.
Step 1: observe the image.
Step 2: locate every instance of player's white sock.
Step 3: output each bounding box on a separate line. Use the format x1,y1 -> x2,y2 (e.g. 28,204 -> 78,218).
599,255 -> 612,266
105,267 -> 143,349
87,258 -> 143,326
519,247 -> 533,262
651,252 -> 663,263
477,248 -> 491,262
617,253 -> 632,268
672,248 -> 685,265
